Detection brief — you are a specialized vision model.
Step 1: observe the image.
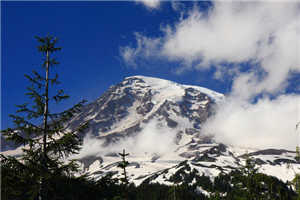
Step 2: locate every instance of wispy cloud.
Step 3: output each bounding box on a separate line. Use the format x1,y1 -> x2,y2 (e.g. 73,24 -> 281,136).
135,0 -> 161,10
120,32 -> 162,67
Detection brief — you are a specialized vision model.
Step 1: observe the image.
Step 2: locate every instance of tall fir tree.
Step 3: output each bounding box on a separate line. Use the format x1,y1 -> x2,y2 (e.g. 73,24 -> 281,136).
118,149 -> 130,185
1,36 -> 87,200
117,149 -> 130,200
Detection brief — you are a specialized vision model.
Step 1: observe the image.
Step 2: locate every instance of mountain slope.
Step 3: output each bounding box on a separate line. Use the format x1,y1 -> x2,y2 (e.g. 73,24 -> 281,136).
66,76 -> 299,187
3,75 -> 300,189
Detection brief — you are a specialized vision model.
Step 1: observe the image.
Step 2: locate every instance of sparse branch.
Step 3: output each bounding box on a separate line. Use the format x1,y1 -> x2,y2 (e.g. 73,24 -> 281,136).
25,73 -> 44,89
50,73 -> 61,85
8,114 -> 43,132
52,89 -> 70,103
15,103 -> 42,119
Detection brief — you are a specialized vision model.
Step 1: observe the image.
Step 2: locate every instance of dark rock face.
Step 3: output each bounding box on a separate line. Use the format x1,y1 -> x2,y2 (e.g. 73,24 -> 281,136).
179,152 -> 197,159
193,153 -> 217,162
254,158 -> 267,165
185,128 -> 198,135
79,155 -> 103,171
247,149 -> 295,156
151,154 -> 161,163
273,159 -> 297,165
136,90 -> 154,115
180,88 -> 213,124
67,82 -> 137,136
239,148 -> 297,165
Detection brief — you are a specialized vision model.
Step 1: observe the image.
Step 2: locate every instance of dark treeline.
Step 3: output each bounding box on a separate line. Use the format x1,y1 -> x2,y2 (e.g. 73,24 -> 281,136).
1,157 -> 298,200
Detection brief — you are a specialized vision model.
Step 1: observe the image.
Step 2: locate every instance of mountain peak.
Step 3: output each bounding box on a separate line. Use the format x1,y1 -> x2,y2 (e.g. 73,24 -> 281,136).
63,75 -> 224,140
123,75 -> 224,103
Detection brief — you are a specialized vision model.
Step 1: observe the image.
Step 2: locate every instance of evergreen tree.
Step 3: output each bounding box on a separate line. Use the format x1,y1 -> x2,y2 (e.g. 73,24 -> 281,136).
237,153 -> 260,199
242,154 -> 259,177
1,35 -> 87,200
118,149 -> 130,185
292,174 -> 300,199
117,149 -> 130,199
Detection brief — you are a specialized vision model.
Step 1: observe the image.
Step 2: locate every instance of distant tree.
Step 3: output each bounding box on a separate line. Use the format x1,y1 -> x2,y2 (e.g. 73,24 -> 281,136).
292,173 -> 300,200
241,153 -> 260,199
118,149 -> 130,185
1,35 -> 87,200
292,173 -> 300,199
117,149 -> 130,199
295,146 -> 300,162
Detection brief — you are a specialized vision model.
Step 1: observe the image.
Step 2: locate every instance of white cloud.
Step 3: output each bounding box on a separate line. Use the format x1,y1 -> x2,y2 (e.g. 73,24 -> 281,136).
120,32 -> 162,67
202,95 -> 300,150
120,2 -> 300,150
136,0 -> 161,10
170,1 -> 185,12
74,119 -> 177,159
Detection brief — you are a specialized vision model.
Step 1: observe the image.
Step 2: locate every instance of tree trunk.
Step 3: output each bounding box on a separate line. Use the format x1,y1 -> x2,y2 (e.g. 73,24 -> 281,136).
40,50 -> 50,200
43,50 -> 49,159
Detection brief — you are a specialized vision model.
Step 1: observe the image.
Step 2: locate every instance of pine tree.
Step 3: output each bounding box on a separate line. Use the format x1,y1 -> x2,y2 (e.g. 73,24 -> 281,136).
243,154 -> 259,177
1,35 -> 87,200
117,149 -> 130,200
118,149 -> 130,185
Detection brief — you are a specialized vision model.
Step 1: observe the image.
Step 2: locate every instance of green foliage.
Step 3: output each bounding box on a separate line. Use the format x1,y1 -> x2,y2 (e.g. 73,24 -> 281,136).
296,146 -> 300,162
293,173 -> 300,199
206,157 -> 297,200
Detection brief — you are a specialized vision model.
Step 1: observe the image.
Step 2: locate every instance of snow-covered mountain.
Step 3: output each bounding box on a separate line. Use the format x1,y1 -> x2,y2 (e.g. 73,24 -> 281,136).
66,75 -> 224,140
3,75 -> 300,188
68,76 -> 300,186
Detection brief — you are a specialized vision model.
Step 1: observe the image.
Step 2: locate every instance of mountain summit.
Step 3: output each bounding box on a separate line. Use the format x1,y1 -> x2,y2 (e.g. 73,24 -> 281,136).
67,75 -> 224,142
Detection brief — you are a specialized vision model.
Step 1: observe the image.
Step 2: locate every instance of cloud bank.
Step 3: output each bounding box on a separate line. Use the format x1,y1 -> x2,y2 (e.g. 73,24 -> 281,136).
121,2 -> 300,150
74,119 -> 178,159
203,95 -> 300,150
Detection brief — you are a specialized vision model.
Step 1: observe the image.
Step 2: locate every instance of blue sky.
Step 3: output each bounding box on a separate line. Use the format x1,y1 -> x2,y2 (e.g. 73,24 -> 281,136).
1,1 -> 223,128
2,1 -> 300,149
